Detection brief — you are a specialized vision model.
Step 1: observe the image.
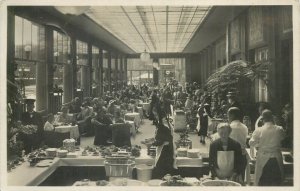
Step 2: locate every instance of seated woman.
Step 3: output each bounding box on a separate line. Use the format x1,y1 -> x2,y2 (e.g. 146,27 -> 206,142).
114,111 -> 125,123
209,123 -> 244,182
44,113 -> 55,131
55,106 -> 73,124
92,106 -> 113,142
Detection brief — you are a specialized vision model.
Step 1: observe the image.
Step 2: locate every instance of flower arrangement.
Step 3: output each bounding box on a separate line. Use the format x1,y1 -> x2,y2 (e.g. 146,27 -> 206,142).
19,124 -> 38,134
176,130 -> 192,149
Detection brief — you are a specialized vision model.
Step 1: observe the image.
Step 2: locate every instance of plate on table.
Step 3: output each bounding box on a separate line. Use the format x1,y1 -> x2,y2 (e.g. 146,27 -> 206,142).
36,160 -> 53,167
147,179 -> 163,186
111,178 -> 144,186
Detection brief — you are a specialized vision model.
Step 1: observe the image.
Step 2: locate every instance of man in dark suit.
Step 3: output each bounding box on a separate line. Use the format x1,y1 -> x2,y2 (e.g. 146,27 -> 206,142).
209,123 -> 244,182
20,99 -> 44,153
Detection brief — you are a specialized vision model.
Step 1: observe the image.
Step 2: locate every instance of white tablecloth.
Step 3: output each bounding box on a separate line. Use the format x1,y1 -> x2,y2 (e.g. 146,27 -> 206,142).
125,112 -> 141,128
137,106 -> 144,119
55,125 -> 80,139
142,103 -> 150,112
125,120 -> 136,136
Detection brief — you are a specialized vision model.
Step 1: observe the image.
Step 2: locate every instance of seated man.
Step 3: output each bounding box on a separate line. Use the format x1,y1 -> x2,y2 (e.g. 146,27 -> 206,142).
114,111 -> 125,123
69,97 -> 82,114
55,106 -> 73,124
209,123 -> 244,183
77,101 -> 94,135
44,113 -> 55,131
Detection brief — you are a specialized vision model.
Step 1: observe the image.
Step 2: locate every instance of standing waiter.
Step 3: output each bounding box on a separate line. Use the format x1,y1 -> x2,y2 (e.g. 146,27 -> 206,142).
20,99 -> 44,153
249,110 -> 285,186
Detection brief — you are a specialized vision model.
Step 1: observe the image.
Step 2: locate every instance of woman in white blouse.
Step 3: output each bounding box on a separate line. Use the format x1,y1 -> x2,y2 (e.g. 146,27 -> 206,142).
44,113 -> 55,131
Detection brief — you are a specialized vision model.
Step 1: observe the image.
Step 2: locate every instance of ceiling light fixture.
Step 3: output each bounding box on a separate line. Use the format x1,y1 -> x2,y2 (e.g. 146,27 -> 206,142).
140,11 -> 150,62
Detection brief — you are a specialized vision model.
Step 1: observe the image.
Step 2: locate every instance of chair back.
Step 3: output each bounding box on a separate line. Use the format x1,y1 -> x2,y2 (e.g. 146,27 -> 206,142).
93,122 -> 110,146
111,123 -> 131,147
43,131 -> 70,148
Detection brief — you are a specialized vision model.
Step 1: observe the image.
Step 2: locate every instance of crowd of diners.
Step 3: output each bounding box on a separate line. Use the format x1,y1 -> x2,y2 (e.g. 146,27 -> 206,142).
17,79 -> 293,186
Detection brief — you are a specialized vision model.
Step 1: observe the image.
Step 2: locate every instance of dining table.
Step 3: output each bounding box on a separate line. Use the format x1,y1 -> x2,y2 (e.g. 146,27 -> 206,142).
141,103 -> 150,112
124,112 -> 141,129
55,124 -> 80,139
124,120 -> 136,136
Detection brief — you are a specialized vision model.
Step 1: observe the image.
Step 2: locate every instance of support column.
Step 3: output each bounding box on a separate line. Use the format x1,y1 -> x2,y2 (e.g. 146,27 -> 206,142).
226,23 -> 231,64
46,27 -> 53,112
80,66 -> 88,97
124,57 -> 128,85
64,38 -> 75,103
115,54 -> 119,90
120,55 -> 124,89
87,44 -> 92,97
99,49 -> 103,96
7,7 -> 15,85
139,71 -> 142,86
108,52 -> 112,92
36,27 -> 48,112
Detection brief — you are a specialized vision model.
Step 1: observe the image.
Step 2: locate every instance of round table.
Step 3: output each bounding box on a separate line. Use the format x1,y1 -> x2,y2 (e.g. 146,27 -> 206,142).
55,125 -> 80,139
125,112 -> 141,129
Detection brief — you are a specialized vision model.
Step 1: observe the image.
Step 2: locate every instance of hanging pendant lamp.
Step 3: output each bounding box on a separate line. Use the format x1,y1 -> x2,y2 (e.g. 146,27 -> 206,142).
140,49 -> 150,62
140,11 -> 150,62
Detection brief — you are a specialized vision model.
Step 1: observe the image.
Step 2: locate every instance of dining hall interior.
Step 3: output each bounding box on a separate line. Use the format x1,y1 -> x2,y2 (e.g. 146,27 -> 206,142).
4,3 -> 296,188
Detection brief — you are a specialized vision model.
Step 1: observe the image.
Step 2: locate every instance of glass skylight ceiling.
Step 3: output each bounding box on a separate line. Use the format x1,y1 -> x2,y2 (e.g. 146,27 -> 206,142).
85,6 -> 211,53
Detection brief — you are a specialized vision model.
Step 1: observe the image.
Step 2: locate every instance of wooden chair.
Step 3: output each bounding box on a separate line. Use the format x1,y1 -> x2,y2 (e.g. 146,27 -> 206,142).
43,131 -> 70,148
93,121 -> 111,146
111,123 -> 131,147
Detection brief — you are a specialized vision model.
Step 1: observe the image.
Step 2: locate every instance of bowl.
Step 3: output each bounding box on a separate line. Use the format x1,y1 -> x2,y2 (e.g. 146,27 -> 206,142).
200,180 -> 241,186
147,179 -> 163,186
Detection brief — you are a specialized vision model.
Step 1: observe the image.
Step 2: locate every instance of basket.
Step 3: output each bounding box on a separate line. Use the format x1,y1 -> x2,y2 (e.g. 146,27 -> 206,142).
104,156 -> 135,178
200,180 -> 241,186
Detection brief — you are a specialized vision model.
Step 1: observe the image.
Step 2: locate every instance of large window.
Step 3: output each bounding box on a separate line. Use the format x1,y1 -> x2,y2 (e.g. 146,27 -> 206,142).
92,46 -> 99,93
103,50 -> 109,92
53,30 -> 71,90
159,58 -> 186,85
76,40 -> 88,89
127,58 -> 153,85
14,15 -> 45,100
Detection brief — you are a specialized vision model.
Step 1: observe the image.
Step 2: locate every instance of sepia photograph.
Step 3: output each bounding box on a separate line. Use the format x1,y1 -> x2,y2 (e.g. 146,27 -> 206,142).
1,0 -> 299,190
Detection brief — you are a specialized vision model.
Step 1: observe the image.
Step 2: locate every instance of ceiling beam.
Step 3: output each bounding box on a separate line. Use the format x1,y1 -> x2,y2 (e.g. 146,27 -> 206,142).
151,6 -> 160,52
174,6 -> 184,46
121,6 -> 151,52
177,6 -> 198,52
136,6 -> 157,51
183,6 -> 249,53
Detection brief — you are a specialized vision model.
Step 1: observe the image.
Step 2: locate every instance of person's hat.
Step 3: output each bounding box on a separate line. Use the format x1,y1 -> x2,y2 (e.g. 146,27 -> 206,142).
109,100 -> 116,105
217,122 -> 231,130
24,98 -> 35,105
226,91 -> 236,98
